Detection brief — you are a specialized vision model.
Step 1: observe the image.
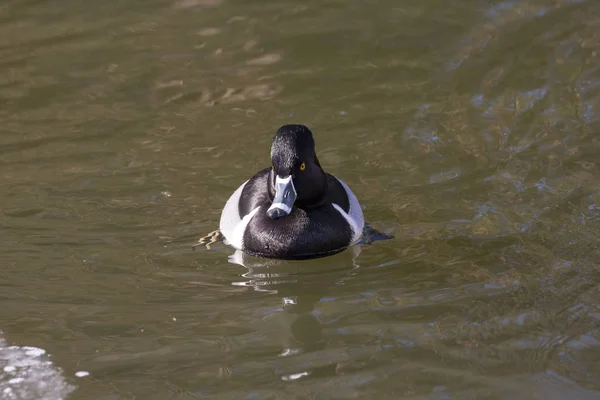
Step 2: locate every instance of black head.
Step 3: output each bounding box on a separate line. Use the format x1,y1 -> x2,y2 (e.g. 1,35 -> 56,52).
267,125 -> 327,219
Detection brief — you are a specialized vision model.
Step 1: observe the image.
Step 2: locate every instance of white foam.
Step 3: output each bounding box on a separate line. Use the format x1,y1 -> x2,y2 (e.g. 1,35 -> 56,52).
23,347 -> 46,357
0,334 -> 74,400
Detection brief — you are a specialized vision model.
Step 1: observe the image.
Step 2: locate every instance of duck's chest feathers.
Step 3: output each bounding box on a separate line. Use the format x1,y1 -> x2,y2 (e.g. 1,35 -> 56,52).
243,204 -> 353,259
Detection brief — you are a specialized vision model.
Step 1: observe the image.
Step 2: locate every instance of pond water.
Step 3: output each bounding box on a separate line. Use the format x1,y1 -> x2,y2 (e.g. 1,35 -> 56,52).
1,0 -> 600,398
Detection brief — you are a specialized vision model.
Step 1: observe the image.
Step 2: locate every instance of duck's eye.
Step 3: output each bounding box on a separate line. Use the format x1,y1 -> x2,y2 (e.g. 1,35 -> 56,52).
299,162 -> 306,171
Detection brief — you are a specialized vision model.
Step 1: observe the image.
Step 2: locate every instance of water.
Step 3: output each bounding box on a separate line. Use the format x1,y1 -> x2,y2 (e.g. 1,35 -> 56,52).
1,0 -> 600,398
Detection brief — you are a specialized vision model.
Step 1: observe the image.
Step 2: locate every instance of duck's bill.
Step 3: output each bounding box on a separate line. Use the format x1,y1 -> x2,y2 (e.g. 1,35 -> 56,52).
267,175 -> 297,219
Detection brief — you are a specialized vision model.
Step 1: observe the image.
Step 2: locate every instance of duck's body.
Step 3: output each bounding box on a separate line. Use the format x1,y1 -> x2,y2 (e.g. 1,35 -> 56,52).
219,125 -> 364,259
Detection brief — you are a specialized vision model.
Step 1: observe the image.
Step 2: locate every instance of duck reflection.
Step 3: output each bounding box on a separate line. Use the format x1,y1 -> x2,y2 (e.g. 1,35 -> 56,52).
228,247 -> 362,381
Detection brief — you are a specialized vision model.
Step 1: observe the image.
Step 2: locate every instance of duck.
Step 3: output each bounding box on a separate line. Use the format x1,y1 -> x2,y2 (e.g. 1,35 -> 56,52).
219,124 -> 364,259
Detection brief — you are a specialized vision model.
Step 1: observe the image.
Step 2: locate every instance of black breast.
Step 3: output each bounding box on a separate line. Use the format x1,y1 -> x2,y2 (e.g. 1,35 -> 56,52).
243,204 -> 353,259
238,168 -> 354,259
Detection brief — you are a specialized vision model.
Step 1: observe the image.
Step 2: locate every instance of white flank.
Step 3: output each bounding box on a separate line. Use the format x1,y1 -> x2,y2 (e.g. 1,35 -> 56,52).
333,178 -> 365,244
228,207 -> 260,250
219,180 -> 248,245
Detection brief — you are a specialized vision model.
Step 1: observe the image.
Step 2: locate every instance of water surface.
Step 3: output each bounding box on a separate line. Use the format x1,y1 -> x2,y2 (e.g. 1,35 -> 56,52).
1,0 -> 600,398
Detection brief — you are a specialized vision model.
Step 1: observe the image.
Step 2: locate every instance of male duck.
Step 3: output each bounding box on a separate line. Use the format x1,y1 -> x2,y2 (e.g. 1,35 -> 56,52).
220,124 -> 364,259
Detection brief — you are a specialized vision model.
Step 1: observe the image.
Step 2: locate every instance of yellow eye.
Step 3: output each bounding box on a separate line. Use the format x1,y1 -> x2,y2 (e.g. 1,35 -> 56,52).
299,162 -> 306,171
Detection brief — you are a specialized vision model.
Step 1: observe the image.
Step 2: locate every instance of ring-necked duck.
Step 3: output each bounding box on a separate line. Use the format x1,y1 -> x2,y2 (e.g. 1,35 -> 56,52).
219,124 -> 364,259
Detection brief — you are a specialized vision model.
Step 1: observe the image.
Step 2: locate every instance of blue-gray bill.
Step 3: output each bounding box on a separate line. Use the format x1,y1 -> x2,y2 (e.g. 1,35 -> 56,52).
267,175 -> 297,219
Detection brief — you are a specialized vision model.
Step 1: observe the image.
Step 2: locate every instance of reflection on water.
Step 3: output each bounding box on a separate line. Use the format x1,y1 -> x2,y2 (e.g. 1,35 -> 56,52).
1,0 -> 600,398
230,249 -> 361,382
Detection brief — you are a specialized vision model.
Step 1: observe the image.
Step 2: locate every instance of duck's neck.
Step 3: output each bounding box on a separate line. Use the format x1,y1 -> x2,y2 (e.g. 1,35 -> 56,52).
298,174 -> 328,209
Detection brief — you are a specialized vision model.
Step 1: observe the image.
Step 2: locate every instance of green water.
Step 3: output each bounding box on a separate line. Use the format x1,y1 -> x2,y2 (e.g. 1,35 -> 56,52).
1,0 -> 600,398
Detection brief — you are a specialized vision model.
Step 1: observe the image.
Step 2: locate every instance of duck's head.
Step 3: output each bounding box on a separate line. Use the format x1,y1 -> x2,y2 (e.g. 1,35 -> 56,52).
267,124 -> 327,219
